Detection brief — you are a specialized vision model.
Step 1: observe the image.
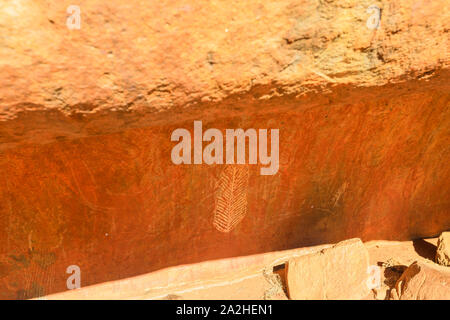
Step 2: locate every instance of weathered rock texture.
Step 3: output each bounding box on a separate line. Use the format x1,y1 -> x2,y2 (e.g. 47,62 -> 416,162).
391,261 -> 450,300
0,0 -> 449,299
1,0 -> 449,147
42,243 -> 325,300
286,239 -> 370,299
38,238 -> 445,300
436,232 -> 450,266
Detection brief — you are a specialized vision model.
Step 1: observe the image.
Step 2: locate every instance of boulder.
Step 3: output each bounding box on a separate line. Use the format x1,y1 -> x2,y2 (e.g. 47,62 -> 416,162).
436,232 -> 450,267
391,261 -> 450,300
1,0 -> 449,147
286,239 -> 370,300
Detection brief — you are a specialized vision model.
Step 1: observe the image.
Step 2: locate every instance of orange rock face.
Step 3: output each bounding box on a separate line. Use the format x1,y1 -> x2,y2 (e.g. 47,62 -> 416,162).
0,0 -> 449,299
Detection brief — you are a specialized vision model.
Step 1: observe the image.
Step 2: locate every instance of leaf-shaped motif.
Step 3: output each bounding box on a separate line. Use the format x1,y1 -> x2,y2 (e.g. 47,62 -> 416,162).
213,165 -> 250,233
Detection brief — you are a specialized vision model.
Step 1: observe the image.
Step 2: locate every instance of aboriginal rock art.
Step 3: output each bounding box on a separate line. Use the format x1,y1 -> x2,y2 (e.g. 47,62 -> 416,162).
213,165 -> 250,233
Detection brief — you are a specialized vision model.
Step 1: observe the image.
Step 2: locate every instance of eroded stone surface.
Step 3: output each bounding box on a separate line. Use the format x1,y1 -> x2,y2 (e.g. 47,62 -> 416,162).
0,0 -> 449,143
286,239 -> 370,299
0,74 -> 449,299
436,232 -> 450,266
391,261 -> 450,300
39,244 -> 329,300
39,238 -> 448,300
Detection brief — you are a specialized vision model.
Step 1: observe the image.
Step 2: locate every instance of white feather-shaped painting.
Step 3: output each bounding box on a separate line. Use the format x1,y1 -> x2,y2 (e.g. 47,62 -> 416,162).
213,165 -> 250,233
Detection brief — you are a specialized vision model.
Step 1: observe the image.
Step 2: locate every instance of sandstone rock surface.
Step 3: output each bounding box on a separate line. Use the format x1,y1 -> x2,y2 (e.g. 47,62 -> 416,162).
40,244 -> 329,300
286,238 -> 370,299
0,0 -> 449,146
0,0 -> 449,299
436,232 -> 450,266
39,238 -> 448,300
391,261 -> 450,300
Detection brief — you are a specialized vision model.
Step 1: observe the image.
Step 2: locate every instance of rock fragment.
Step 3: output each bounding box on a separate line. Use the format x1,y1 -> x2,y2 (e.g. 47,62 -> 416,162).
391,261 -> 450,300
286,238 -> 370,300
436,232 -> 450,267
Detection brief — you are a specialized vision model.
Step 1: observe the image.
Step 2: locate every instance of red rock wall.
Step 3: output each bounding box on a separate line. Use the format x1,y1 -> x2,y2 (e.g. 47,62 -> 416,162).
0,72 -> 449,299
